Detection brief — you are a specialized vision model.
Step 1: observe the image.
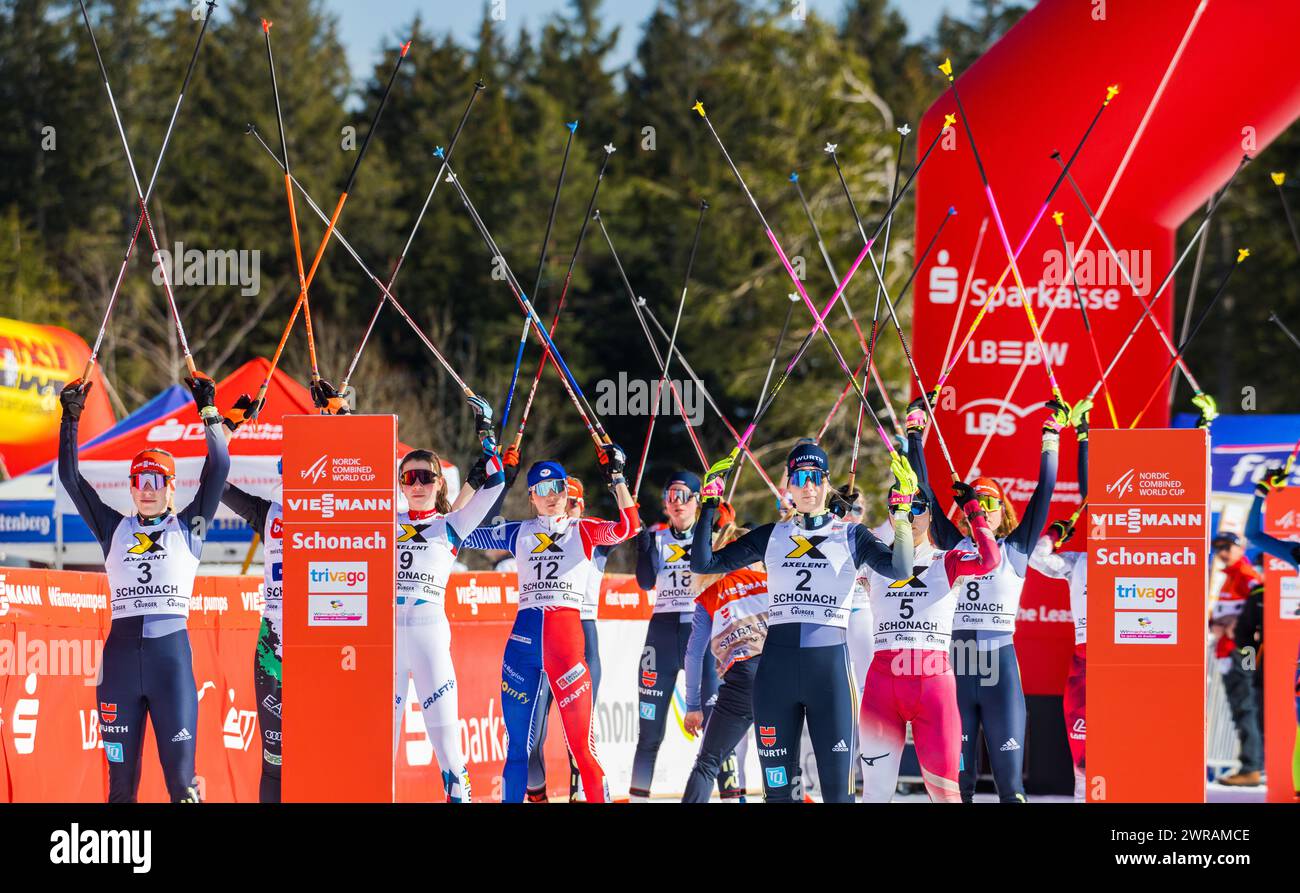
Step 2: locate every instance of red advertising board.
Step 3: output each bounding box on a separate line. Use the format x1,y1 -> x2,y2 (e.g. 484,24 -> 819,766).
1086,428 -> 1209,802
282,415 -> 397,802
1261,487 -> 1300,802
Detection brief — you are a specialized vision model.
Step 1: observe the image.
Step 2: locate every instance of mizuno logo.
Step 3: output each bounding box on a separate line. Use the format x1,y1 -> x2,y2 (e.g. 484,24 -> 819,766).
127,531 -> 165,555
398,523 -> 429,543
665,543 -> 690,563
786,535 -> 828,560
531,532 -> 564,554
860,752 -> 890,766
888,566 -> 931,589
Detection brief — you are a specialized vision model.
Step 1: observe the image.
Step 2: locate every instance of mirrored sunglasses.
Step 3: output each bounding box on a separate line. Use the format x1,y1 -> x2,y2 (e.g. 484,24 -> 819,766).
790,468 -> 826,488
976,495 -> 1002,512
531,479 -> 567,497
399,468 -> 440,486
663,488 -> 696,504
130,472 -> 170,491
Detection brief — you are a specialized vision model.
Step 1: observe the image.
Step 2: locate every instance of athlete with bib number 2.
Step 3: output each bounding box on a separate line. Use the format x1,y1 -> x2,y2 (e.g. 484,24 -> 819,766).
906,394 -> 1067,802
59,374 -> 230,803
460,442 -> 640,802
691,441 -> 915,802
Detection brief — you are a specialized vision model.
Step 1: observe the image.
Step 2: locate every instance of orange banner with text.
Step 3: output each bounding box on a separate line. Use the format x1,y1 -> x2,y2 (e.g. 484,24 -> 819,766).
1,566 -> 649,802
1262,487 -> 1300,803
1087,428 -> 1209,802
282,415 -> 397,802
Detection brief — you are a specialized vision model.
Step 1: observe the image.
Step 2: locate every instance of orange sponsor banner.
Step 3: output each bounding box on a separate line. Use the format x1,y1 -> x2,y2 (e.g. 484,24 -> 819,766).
1086,428 -> 1210,802
1262,487 -> 1300,803
281,415 -> 398,802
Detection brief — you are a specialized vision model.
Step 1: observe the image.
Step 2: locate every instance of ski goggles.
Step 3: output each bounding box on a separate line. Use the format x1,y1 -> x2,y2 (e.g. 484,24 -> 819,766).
663,487 -> 696,504
789,468 -> 826,488
977,495 -> 1003,513
130,472 -> 171,492
909,502 -> 929,516
530,479 -> 567,497
399,468 -> 440,487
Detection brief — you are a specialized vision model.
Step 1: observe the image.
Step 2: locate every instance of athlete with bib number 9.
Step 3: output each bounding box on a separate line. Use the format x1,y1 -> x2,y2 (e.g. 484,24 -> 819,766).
691,442 -> 915,802
460,442 -> 639,802
59,375 -> 230,803
906,394 -> 1067,802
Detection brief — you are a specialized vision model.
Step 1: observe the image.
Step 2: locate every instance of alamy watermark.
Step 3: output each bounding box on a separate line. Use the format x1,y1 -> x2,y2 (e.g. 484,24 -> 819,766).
594,372 -> 704,426
151,242 -> 261,296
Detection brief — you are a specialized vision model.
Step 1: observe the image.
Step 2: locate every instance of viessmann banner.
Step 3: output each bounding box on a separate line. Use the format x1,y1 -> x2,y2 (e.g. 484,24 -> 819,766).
1087,428 -> 1209,802
282,415 -> 397,802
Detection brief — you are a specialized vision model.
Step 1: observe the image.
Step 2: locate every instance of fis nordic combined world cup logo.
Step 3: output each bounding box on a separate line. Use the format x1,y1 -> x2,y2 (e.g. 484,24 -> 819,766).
1106,468 -> 1137,500
301,455 -> 329,484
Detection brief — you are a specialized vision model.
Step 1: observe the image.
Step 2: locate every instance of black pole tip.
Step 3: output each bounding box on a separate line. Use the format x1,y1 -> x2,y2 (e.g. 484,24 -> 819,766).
1049,150 -> 1062,160
474,79 -> 486,91
245,122 -> 256,134
592,210 -> 601,220
700,199 -> 710,211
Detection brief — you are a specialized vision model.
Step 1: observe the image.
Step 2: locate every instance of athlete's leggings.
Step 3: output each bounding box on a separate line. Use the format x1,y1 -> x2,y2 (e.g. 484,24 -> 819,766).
754,624 -> 857,803
858,649 -> 961,802
1064,644 -> 1086,788
394,600 -> 469,802
253,617 -> 283,803
527,618 -> 601,800
682,657 -> 759,802
630,612 -> 731,799
952,631 -> 1027,802
501,607 -> 608,803
98,617 -> 200,803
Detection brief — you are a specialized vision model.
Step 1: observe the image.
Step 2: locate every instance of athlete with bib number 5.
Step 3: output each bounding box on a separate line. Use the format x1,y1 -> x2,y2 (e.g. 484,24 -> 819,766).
906,394 -> 1072,802
460,442 -> 640,802
59,374 -> 230,803
691,441 -> 916,802
858,399 -> 1003,802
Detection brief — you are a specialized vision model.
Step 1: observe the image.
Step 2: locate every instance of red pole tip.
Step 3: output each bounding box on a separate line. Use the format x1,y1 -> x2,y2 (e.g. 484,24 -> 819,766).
261,18 -> 272,32
400,40 -> 412,57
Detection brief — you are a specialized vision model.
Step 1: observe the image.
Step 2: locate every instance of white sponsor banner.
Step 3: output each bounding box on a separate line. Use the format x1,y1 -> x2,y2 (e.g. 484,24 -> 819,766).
1114,611 -> 1178,645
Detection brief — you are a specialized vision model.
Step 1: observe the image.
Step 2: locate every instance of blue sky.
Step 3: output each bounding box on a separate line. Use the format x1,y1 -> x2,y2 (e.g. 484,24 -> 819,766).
326,0 -> 976,81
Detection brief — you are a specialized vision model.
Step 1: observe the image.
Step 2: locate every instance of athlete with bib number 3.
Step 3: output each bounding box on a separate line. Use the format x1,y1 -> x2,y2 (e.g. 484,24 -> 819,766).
59,374 -> 230,803
691,442 -> 915,802
460,442 -> 640,802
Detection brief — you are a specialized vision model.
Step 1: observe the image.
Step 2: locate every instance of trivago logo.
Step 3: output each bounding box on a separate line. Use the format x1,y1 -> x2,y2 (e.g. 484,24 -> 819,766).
1114,577 -> 1178,609
307,561 -> 368,594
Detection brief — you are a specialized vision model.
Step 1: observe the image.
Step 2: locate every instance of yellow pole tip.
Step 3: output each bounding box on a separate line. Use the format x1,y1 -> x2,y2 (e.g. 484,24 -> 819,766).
691,100 -> 706,117
1237,248 -> 1250,263
1271,171 -> 1286,186
1051,211 -> 1064,226
938,58 -> 954,78
943,112 -> 956,129
1105,84 -> 1120,103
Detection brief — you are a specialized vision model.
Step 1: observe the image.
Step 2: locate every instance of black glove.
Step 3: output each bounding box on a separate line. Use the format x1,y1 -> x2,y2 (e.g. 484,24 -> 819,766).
504,459 -> 521,490
952,480 -> 979,510
186,372 -> 217,412
598,442 -> 627,485
1049,517 -> 1076,545
60,379 -> 91,421
465,453 -> 488,490
1256,466 -> 1289,498
829,484 -> 860,519
222,393 -> 261,432
311,378 -> 351,415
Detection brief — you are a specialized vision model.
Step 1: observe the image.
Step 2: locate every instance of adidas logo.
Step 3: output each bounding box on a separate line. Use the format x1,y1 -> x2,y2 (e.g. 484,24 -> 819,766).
832,739 -> 848,753
171,728 -> 192,743
999,737 -> 1020,752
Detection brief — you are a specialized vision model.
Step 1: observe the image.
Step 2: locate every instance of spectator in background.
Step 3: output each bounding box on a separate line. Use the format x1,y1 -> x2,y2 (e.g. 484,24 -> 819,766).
1210,532 -> 1264,786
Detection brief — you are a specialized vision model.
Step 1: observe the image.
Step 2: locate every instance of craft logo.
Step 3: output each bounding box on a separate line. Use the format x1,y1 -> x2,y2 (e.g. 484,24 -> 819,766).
307,562 -> 368,594
1114,577 -> 1178,609
302,455 -> 329,484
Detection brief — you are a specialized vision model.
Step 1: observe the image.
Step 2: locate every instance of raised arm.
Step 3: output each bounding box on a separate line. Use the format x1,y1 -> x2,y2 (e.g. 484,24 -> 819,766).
690,505 -> 771,575
444,453 -> 506,546
179,415 -> 232,543
1004,400 -> 1066,563
1245,470 -> 1300,568
459,519 -> 522,554
683,603 -> 711,712
57,382 -> 121,549
636,526 -> 660,589
579,503 -> 642,549
944,497 -> 1001,583
221,483 -> 272,535
905,401 -> 963,549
